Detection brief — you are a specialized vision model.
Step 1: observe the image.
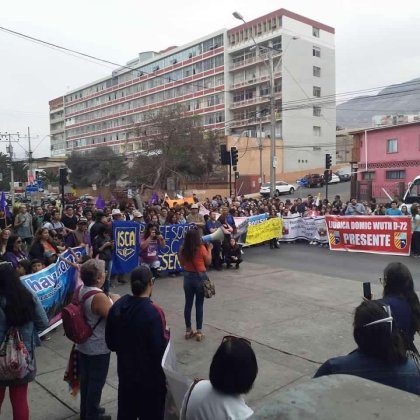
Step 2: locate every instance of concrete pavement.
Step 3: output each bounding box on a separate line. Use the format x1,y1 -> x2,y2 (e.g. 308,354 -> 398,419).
1,255 -> 412,419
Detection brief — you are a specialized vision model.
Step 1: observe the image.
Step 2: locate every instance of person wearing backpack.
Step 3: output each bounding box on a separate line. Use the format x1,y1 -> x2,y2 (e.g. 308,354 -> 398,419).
0,262 -> 48,420
76,259 -> 119,420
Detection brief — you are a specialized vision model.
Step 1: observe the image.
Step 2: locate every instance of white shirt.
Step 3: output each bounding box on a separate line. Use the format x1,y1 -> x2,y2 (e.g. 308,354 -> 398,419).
181,380 -> 253,420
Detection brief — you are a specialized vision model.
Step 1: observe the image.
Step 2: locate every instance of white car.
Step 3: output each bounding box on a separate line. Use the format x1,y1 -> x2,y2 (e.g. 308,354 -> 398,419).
260,181 -> 295,196
328,174 -> 340,184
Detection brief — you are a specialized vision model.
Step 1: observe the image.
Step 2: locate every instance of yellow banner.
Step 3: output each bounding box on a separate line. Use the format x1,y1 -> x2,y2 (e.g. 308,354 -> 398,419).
245,217 -> 283,245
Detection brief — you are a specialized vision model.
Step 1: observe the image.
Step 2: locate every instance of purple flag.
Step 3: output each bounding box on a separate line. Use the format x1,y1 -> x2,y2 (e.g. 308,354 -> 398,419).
96,193 -> 105,209
148,193 -> 159,205
0,192 -> 11,218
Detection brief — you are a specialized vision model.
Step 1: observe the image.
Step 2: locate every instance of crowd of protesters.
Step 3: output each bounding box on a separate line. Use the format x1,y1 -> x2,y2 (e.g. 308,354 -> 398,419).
0,191 -> 419,419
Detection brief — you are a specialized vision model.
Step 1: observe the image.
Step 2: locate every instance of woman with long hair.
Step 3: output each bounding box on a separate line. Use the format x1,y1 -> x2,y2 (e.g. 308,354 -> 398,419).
179,228 -> 212,342
3,234 -> 28,269
381,262 -> 420,351
139,223 -> 165,278
0,228 -> 11,257
28,227 -> 59,261
0,263 -> 48,419
410,204 -> 420,257
314,300 -> 420,394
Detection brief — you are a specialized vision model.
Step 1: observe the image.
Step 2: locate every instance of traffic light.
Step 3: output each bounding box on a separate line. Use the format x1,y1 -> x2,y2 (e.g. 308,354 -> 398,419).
235,171 -> 240,180
231,147 -> 238,166
220,145 -> 231,165
325,153 -> 332,169
59,168 -> 68,185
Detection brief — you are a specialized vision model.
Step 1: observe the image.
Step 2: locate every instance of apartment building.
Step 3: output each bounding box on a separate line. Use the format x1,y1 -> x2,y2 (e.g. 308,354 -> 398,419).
49,8 -> 335,174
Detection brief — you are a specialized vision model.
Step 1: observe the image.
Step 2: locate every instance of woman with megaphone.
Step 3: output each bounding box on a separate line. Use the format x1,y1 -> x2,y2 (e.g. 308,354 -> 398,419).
179,228 -> 212,342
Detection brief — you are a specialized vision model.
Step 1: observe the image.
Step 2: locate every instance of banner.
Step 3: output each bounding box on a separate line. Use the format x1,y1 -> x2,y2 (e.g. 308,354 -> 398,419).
326,215 -> 412,255
233,217 -> 248,244
112,220 -> 141,275
279,215 -> 328,243
245,217 -> 283,245
21,247 -> 86,329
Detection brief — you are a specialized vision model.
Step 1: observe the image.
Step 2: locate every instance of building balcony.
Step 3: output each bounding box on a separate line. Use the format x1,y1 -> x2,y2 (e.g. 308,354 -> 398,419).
228,113 -> 281,129
50,127 -> 65,135
230,92 -> 282,110
229,51 -> 281,71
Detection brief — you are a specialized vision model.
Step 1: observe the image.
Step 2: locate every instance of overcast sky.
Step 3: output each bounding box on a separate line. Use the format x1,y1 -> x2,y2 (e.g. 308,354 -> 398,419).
1,0 -> 420,158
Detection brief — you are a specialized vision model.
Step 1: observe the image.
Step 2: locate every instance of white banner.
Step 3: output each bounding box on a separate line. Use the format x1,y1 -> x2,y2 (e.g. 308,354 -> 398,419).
279,215 -> 328,243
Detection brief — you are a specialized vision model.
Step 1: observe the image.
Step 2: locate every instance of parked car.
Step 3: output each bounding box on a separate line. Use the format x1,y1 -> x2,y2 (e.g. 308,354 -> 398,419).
336,171 -> 351,182
328,174 -> 340,184
298,174 -> 324,188
260,181 -> 295,197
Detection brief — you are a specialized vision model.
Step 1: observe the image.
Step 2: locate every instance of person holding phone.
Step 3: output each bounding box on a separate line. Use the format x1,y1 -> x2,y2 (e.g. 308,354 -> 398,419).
140,223 -> 165,278
345,198 -> 366,216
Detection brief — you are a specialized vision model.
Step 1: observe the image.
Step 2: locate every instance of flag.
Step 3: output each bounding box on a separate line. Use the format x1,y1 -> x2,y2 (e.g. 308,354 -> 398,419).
0,192 -> 11,218
96,193 -> 105,209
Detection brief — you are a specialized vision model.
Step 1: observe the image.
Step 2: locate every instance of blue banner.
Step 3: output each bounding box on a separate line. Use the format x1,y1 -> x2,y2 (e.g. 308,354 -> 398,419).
137,223 -> 192,273
112,220 -> 140,275
20,247 -> 86,326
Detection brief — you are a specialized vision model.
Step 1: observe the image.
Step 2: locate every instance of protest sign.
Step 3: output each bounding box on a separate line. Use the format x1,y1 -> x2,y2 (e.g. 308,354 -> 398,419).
326,215 -> 412,255
279,215 -> 328,243
158,224 -> 191,272
245,217 -> 283,245
21,246 -> 86,330
112,220 -> 140,275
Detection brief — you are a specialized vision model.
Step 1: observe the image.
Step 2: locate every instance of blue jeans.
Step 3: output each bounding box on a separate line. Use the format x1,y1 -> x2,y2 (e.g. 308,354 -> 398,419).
79,352 -> 110,420
183,272 -> 205,331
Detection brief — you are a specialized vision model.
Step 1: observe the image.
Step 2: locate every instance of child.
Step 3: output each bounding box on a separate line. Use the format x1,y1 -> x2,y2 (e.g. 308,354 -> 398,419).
16,258 -> 32,276
30,258 -> 45,273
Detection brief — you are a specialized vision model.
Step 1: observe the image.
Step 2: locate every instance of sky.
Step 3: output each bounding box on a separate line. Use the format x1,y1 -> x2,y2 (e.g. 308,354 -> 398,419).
1,0 -> 420,158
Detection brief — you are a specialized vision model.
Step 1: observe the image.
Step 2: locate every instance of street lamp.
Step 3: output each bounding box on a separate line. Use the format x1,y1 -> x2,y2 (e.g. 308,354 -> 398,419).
233,11 -> 277,197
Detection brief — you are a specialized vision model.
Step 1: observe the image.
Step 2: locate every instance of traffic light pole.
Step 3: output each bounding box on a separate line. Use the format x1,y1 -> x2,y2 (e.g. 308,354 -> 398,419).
229,164 -> 232,197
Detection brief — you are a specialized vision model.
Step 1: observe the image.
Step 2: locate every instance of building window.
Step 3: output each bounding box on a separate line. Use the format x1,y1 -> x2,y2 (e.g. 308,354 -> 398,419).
313,106 -> 321,117
313,126 -> 321,136
313,46 -> 321,57
387,138 -> 398,153
313,66 -> 321,77
362,171 -> 375,180
312,27 -> 320,37
386,170 -> 405,180
313,86 -> 321,97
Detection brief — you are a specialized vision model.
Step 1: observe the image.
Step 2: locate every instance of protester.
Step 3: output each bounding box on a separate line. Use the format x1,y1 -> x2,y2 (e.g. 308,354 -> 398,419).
65,217 -> 91,251
179,228 -> 212,342
205,211 -> 223,271
16,259 -> 32,276
29,228 -> 60,261
0,228 -> 11,257
30,259 -> 45,274
14,205 -> 33,247
385,200 -> 402,216
0,263 -> 49,420
76,259 -> 119,420
186,204 -> 205,235
3,234 -> 28,269
344,198 -> 366,216
380,262 -> 420,352
180,335 -> 257,419
105,266 -> 169,420
61,205 -> 79,230
224,238 -> 243,269
93,224 -> 113,293
139,223 -> 165,278
314,300 -> 420,394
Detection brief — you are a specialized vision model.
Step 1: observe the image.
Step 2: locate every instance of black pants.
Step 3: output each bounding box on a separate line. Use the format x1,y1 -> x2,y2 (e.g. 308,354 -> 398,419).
225,257 -> 243,266
211,241 -> 222,269
118,381 -> 166,420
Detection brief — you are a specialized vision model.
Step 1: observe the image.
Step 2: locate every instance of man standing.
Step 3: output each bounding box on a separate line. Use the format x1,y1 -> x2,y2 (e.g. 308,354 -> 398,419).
186,204 -> 205,235
385,200 -> 403,216
345,198 -> 366,216
106,266 -> 169,420
61,205 -> 79,230
205,211 -> 223,270
14,205 -> 33,247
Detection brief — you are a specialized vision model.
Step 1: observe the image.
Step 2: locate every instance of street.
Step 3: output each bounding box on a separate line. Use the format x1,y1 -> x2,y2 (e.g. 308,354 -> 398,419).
3,243 -> 418,419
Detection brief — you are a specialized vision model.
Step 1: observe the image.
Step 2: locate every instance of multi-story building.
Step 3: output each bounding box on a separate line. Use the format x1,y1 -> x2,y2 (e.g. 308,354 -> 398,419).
49,8 -> 335,174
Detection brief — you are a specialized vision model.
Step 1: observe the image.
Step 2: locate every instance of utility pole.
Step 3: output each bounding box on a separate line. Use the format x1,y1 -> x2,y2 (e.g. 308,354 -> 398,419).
0,132 -> 20,207
268,40 -> 277,197
259,119 -> 263,187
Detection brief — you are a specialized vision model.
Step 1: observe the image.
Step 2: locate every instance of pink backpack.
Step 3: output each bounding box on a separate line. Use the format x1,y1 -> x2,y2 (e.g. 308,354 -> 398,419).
62,287 -> 103,344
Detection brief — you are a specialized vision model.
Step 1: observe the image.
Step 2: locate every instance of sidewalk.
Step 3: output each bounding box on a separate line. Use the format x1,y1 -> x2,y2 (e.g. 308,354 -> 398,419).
2,260 -> 384,419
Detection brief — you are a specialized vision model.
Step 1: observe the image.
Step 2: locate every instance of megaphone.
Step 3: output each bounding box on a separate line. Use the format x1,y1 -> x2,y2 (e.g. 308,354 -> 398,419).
202,227 -> 224,243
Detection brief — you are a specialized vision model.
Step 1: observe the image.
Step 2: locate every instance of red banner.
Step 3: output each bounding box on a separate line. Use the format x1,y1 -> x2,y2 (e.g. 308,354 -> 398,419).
326,216 -> 412,256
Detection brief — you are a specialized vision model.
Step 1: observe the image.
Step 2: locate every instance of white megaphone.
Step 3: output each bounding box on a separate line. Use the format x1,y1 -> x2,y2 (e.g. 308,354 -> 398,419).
202,227 -> 224,243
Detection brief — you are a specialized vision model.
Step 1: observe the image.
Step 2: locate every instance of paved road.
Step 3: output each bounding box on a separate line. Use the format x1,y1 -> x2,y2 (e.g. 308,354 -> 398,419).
243,241 -> 420,289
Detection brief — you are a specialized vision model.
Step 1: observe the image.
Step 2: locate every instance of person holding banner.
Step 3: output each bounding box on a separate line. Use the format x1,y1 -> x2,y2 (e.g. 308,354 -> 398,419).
411,204 -> 420,257
179,228 -> 212,342
205,212 -> 222,271
140,224 -> 165,278
0,263 -> 49,420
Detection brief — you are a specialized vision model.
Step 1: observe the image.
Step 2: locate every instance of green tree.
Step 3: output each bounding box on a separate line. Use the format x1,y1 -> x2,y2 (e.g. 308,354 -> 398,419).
66,147 -> 126,188
0,152 -> 28,191
128,106 -> 220,192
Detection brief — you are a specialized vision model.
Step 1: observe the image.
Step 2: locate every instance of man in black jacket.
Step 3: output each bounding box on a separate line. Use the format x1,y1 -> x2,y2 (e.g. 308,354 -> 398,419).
105,266 -> 169,420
